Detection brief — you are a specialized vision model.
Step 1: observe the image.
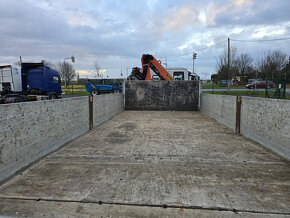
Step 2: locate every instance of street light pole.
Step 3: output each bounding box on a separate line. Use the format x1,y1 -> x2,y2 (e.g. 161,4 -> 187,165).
192,52 -> 197,79
227,38 -> 230,94
286,56 -> 290,80
63,55 -> 75,88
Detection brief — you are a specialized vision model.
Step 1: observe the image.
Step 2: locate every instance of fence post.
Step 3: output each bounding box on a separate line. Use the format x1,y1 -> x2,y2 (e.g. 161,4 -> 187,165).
89,95 -> 93,130
235,96 -> 241,133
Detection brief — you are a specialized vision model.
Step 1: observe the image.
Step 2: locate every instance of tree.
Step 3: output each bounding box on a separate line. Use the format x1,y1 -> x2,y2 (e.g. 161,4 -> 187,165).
236,53 -> 253,75
280,56 -> 290,83
257,50 -> 288,79
216,46 -> 238,80
58,62 -> 76,88
235,53 -> 253,83
93,60 -> 103,78
211,74 -> 219,84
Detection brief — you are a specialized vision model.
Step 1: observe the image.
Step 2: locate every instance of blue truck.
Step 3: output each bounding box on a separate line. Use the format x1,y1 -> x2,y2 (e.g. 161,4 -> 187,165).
0,61 -> 62,103
85,79 -> 123,96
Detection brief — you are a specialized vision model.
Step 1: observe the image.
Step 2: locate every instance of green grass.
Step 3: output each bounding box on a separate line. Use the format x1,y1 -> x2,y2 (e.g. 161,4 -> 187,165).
61,84 -> 88,95
203,90 -> 290,100
203,83 -> 290,89
61,85 -> 85,89
62,90 -> 89,95
202,83 -> 245,89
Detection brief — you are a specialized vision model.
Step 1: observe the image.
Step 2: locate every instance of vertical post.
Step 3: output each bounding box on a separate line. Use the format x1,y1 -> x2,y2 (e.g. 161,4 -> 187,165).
286,56 -> 290,80
227,38 -> 230,94
192,52 -> 194,75
165,57 -> 167,68
255,71 -> 257,90
236,96 -> 241,133
89,95 -> 93,130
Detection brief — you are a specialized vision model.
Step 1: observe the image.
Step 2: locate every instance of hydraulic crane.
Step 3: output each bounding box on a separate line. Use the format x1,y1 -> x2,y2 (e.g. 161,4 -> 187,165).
128,54 -> 174,80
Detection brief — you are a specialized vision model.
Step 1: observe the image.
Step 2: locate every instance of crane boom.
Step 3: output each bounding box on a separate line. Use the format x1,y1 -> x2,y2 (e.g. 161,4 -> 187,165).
141,54 -> 174,81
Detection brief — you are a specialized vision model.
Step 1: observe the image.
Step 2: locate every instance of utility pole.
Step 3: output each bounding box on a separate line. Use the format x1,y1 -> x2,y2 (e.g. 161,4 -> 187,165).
286,56 -> 290,80
227,38 -> 230,94
192,52 -> 197,75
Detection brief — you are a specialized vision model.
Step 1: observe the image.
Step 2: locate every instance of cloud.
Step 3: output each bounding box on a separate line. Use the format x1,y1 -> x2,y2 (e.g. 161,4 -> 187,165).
161,6 -> 199,30
0,0 -> 289,80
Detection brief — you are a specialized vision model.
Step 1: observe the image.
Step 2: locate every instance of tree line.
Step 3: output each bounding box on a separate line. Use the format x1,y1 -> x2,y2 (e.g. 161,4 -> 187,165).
212,47 -> 290,84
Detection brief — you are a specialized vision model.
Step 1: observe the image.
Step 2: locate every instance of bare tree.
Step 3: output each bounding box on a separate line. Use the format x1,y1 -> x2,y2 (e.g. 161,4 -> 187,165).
216,46 -> 238,80
257,50 -> 288,79
93,60 -> 103,77
58,62 -> 76,88
236,53 -> 253,75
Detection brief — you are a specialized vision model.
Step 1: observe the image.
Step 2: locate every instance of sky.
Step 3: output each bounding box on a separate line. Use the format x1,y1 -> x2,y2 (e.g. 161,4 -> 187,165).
0,0 -> 289,79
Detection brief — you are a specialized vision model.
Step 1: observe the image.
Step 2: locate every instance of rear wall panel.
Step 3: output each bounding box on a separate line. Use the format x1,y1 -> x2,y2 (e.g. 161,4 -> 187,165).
125,81 -> 199,111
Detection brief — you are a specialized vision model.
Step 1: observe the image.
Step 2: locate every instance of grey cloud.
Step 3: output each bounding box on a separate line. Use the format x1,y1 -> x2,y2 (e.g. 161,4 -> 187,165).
213,0 -> 290,26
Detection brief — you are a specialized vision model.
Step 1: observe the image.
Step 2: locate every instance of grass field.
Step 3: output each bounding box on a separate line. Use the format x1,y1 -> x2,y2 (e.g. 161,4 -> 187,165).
202,83 -> 290,89
61,85 -> 85,89
203,90 -> 290,100
61,85 -> 88,95
202,83 -> 246,89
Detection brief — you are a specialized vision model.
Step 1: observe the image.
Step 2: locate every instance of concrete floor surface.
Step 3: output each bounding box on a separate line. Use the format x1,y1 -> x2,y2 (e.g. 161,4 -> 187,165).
0,111 -> 289,217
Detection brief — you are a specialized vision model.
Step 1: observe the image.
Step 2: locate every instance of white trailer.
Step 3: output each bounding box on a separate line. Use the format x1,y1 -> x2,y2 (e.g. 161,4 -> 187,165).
0,65 -> 22,93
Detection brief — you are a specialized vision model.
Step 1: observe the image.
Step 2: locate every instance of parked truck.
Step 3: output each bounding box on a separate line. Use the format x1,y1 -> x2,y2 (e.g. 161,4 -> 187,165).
0,62 -> 62,104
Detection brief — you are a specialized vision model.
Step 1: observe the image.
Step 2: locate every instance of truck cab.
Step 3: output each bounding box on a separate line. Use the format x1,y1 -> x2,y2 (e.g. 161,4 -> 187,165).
150,67 -> 200,81
1,62 -> 62,103
22,62 -> 62,98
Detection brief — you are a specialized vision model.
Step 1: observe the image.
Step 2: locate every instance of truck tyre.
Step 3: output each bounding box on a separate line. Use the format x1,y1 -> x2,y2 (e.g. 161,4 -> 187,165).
91,88 -> 100,96
14,96 -> 26,103
48,93 -> 58,99
113,87 -> 121,94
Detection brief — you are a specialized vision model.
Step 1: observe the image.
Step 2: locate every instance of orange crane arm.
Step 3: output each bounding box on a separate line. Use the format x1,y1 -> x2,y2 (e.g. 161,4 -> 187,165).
141,54 -> 174,80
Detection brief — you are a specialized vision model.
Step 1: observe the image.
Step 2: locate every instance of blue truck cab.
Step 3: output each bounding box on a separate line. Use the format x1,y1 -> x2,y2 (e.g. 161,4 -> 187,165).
21,62 -> 62,98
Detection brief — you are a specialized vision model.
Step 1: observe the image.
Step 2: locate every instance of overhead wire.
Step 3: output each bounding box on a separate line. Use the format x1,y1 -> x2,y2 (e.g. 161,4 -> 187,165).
168,39 -> 227,59
167,37 -> 290,59
231,37 -> 290,42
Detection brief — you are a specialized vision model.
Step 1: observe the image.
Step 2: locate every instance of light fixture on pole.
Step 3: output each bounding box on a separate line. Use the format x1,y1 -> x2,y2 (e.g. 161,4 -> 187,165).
192,52 -> 197,74
63,55 -> 75,88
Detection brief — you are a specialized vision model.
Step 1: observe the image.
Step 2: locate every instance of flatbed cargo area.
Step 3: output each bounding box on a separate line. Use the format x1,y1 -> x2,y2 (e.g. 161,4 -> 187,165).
0,111 -> 289,217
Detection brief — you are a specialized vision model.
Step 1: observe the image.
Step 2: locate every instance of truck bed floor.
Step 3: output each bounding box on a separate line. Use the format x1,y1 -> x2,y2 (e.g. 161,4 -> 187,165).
0,111 -> 289,217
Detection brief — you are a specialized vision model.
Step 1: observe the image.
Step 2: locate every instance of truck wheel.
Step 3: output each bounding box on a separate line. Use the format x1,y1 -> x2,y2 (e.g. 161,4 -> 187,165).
49,94 -> 58,99
91,88 -> 100,96
14,96 -> 26,103
113,87 -> 121,94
